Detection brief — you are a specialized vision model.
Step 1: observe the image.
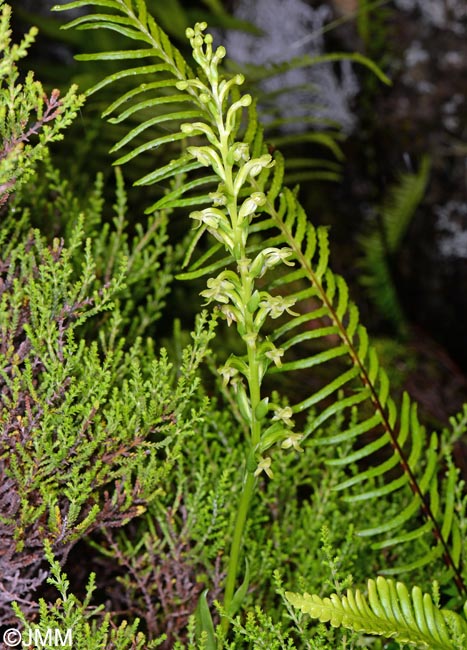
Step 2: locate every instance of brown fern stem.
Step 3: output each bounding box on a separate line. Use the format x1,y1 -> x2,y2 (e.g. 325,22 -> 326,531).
271,193 -> 467,598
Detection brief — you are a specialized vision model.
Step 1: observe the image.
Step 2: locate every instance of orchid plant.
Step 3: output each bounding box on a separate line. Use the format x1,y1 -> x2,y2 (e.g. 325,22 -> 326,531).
176,24 -> 305,627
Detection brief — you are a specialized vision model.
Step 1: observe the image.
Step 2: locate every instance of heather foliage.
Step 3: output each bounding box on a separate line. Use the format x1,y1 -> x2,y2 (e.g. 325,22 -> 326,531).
0,198 -> 217,626
0,1 -> 83,205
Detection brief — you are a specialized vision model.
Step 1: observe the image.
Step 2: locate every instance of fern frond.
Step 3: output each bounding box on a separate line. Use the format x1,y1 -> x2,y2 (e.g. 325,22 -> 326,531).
255,180 -> 466,593
54,1 -> 225,211
226,51 -> 390,87
358,156 -> 430,329
383,156 -> 431,252
181,109 -> 462,588
286,576 -> 467,649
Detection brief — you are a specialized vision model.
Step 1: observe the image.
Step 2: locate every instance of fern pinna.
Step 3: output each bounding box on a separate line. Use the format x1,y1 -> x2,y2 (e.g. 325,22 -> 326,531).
286,576 -> 467,649
55,0 -> 466,638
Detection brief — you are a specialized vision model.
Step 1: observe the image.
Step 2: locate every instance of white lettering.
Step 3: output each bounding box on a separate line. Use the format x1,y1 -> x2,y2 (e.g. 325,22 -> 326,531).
22,627 -> 73,647
54,628 -> 73,647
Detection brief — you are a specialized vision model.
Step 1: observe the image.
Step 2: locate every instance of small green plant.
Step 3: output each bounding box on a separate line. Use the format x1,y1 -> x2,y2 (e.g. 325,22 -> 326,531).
2,1 -> 467,648
0,12 -> 216,632
0,0 -> 83,205
12,540 -> 147,650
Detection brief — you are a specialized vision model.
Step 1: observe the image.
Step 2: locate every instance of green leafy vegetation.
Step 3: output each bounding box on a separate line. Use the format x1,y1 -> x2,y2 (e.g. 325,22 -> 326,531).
0,3 -> 83,204
286,576 -> 467,649
1,1 -> 466,649
358,156 -> 431,334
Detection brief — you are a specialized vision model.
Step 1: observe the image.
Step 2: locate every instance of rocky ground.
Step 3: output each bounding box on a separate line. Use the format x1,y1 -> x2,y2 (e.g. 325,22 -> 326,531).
318,0 -> 467,420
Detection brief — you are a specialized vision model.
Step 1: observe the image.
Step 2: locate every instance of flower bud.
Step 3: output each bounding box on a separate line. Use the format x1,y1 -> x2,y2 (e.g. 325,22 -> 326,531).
215,45 -> 226,60
255,397 -> 269,420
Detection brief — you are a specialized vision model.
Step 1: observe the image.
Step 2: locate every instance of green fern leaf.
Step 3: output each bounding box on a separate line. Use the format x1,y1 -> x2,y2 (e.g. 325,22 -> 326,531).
265,184 -> 465,591
358,156 -> 430,330
286,576 -> 467,649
